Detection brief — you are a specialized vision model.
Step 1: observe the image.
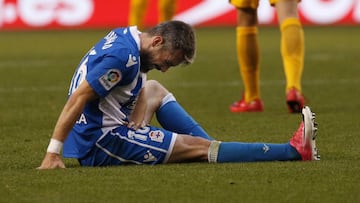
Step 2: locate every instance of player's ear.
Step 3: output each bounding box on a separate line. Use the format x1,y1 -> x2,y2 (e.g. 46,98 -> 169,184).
151,36 -> 164,47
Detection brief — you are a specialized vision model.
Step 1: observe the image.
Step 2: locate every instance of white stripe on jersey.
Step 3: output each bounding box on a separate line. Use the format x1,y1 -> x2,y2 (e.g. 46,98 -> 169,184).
99,72 -> 147,127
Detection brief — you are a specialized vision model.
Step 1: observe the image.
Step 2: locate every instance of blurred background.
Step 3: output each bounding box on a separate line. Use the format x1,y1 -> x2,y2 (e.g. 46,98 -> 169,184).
1,1 -> 359,202
0,0 -> 358,30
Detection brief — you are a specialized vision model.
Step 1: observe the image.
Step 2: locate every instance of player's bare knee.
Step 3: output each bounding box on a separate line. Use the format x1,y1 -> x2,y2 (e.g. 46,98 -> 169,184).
146,80 -> 169,99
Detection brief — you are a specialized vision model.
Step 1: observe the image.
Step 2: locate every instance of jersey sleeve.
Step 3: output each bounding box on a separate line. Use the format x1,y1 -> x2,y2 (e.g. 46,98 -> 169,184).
85,49 -> 139,98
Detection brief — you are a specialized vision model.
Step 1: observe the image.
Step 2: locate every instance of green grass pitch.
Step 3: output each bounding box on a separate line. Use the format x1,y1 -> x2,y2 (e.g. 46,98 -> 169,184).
0,26 -> 359,202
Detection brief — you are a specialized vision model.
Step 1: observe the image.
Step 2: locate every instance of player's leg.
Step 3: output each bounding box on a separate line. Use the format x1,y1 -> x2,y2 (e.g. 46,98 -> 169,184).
169,106 -> 319,163
144,80 -> 213,140
273,0 -> 305,113
80,108 -> 319,165
168,134 -> 300,163
229,0 -> 263,113
210,141 -> 301,162
208,106 -> 319,162
167,134 -> 211,163
158,0 -> 176,22
129,0 -> 148,30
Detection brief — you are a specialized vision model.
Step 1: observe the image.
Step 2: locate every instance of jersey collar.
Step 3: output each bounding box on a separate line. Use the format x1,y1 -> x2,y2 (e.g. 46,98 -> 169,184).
129,26 -> 141,50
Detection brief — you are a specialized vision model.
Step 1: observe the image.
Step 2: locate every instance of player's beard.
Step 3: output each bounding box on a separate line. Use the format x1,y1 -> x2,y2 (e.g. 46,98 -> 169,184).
139,50 -> 155,73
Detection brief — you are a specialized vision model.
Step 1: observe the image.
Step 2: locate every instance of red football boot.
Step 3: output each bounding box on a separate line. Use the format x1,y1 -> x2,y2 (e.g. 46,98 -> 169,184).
229,98 -> 264,113
290,106 -> 320,161
286,88 -> 305,113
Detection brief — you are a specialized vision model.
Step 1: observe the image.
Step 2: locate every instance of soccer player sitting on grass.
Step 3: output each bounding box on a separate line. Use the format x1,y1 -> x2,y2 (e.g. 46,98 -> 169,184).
38,21 -> 319,169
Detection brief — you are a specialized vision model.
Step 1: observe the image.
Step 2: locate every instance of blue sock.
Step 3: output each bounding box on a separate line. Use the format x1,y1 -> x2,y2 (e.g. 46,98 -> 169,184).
156,94 -> 213,140
217,142 -> 301,162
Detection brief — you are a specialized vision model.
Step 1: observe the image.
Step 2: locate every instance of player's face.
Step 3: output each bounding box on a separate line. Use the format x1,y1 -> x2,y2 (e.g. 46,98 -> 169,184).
140,48 -> 183,73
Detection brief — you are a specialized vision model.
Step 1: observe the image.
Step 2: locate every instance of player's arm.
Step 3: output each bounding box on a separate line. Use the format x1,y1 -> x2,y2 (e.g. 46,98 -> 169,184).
37,80 -> 98,170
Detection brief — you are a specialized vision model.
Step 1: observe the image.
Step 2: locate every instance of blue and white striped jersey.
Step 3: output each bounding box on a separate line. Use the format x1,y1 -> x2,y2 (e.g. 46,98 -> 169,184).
63,26 -> 147,158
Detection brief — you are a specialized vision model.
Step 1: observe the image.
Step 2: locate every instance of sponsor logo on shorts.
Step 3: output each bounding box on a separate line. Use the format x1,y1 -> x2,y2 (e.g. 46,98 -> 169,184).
149,130 -> 164,143
99,69 -> 121,90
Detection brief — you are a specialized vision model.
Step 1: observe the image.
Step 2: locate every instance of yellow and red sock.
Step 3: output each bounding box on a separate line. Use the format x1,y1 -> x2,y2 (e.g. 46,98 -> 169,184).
280,18 -> 304,93
236,26 -> 260,102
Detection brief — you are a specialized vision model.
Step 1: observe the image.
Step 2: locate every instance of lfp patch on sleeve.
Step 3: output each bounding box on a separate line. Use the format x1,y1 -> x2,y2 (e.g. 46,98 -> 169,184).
99,69 -> 121,90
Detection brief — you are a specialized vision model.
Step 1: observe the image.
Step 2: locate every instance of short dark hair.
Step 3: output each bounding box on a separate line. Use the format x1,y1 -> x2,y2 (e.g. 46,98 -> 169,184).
146,20 -> 196,65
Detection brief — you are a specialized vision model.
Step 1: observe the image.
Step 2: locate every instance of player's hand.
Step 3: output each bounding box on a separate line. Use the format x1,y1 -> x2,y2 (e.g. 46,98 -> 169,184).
127,120 -> 147,131
37,152 -> 66,170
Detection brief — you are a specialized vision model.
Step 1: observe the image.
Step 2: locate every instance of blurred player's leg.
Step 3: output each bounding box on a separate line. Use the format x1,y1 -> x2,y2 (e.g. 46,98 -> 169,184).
280,18 -> 304,93
129,0 -> 148,30
276,0 -> 305,113
237,26 -> 260,103
159,0 -> 176,22
229,7 -> 263,113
